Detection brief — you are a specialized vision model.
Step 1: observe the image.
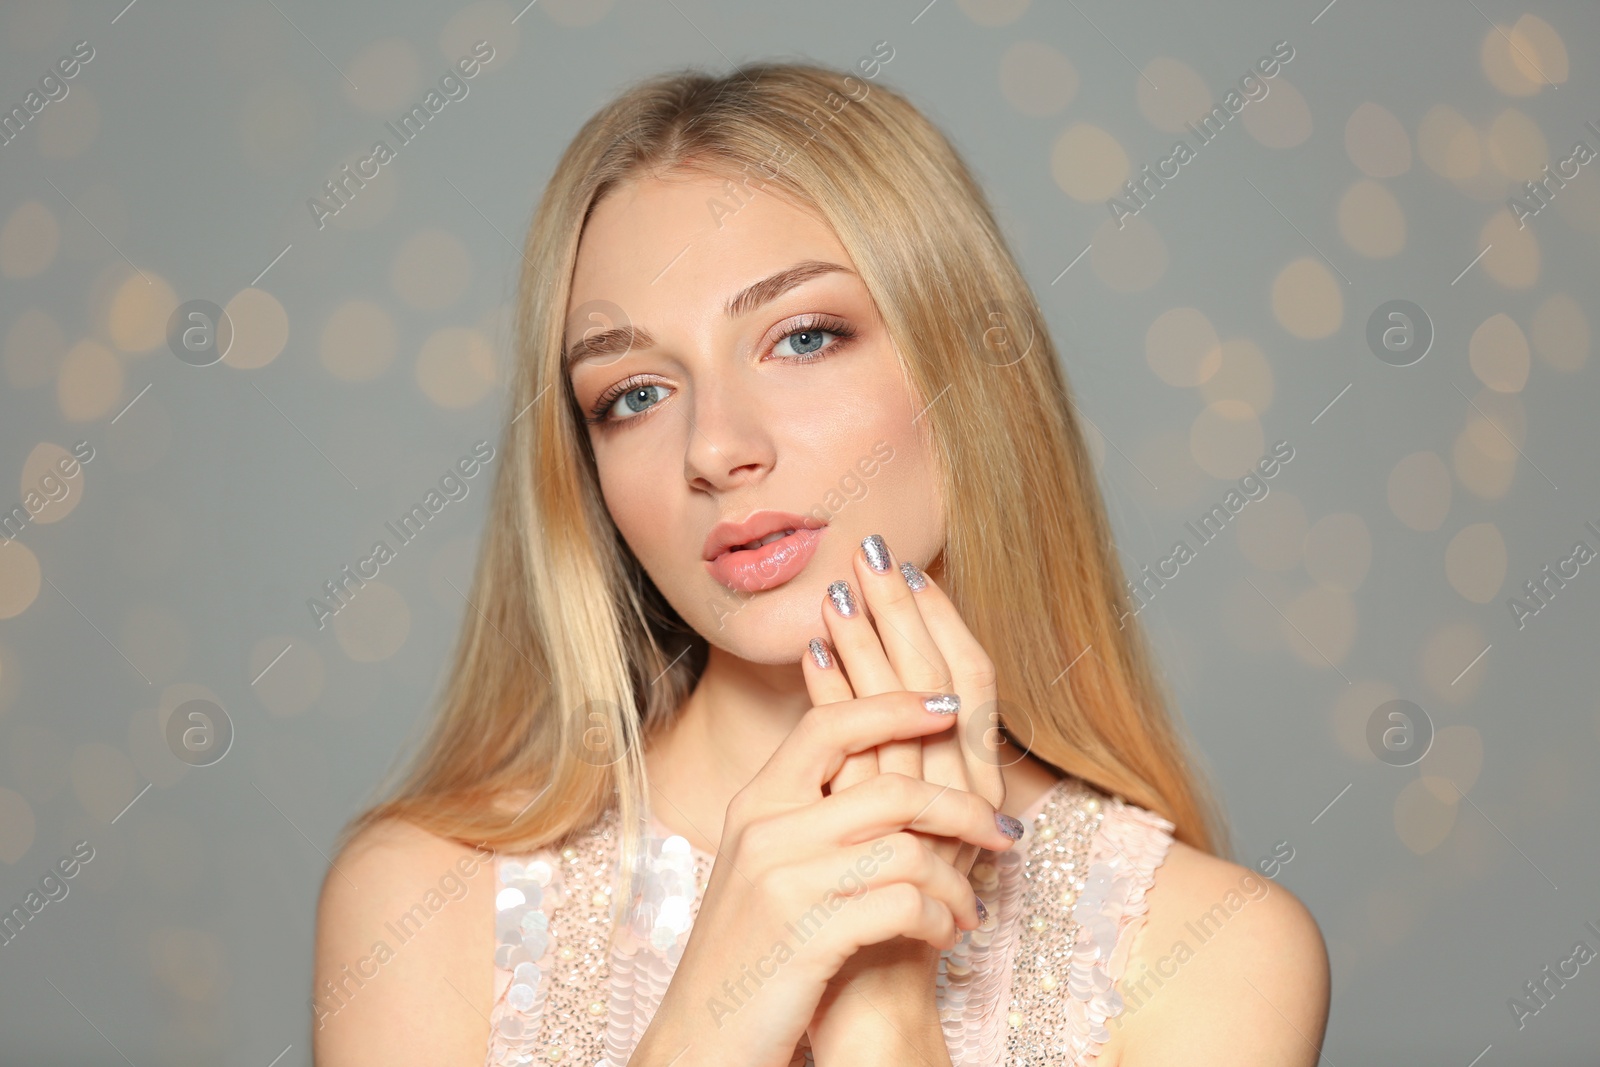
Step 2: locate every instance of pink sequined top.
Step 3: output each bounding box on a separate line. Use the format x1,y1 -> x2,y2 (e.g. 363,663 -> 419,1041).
485,775 -> 1175,1066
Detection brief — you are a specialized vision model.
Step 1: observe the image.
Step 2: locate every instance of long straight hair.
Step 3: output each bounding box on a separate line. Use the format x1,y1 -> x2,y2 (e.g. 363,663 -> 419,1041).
339,60 -> 1232,950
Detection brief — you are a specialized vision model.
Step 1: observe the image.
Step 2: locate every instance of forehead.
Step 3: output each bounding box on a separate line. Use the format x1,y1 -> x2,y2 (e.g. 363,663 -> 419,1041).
566,171 -> 853,321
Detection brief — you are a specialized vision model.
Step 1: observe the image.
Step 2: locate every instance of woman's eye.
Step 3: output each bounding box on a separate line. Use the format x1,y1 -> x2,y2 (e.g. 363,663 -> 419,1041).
601,383 -> 671,422
772,326 -> 842,359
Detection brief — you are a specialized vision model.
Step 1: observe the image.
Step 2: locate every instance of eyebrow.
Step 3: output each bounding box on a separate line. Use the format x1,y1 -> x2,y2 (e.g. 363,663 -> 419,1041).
562,259 -> 855,372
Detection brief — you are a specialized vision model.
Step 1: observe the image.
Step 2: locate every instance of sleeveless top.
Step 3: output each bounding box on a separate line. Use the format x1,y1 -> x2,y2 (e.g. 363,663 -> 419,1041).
484,776 -> 1175,1066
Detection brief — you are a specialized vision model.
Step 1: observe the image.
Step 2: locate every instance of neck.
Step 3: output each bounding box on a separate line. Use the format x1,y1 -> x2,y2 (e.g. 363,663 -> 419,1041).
643,643 -> 811,852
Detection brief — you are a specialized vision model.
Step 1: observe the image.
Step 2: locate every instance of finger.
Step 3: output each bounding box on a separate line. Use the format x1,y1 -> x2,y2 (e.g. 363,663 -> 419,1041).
828,881 -> 961,956
799,771 -> 1019,855
789,833 -> 984,930
852,534 -> 949,785
898,562 -> 1006,808
820,576 -> 907,791
752,691 -> 961,804
801,635 -> 856,706
801,635 -> 877,792
854,535 -> 951,694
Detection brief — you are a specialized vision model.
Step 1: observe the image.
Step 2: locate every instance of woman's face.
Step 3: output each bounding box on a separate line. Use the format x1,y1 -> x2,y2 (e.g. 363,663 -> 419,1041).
565,170 -> 945,664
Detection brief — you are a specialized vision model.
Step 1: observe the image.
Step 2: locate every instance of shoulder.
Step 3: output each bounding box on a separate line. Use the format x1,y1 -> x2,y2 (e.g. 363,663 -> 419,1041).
1106,834 -> 1331,1066
312,816 -> 501,1065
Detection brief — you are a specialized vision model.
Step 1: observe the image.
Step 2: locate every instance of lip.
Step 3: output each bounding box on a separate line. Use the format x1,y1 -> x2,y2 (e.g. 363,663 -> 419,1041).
705,527 -> 826,593
703,510 -> 827,563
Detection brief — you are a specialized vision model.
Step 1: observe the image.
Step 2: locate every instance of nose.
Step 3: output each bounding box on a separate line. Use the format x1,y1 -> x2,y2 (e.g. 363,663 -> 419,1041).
682,368 -> 774,491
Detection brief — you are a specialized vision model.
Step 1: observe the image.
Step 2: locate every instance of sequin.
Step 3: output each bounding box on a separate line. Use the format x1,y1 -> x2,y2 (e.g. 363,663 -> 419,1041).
483,777 -> 1175,1066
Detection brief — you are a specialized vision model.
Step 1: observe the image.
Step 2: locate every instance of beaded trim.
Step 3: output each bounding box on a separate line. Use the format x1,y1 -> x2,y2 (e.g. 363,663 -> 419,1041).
1005,785 -> 1176,1065
484,779 -> 1173,1067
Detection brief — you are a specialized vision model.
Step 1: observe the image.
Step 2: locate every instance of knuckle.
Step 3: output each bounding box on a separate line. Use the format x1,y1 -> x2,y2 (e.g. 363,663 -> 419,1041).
738,813 -> 783,859
880,771 -> 918,803
751,864 -> 792,907
794,704 -> 829,745
939,909 -> 958,948
724,785 -> 759,825
878,881 -> 922,920
959,650 -> 997,689
814,701 -> 855,747
860,771 -> 894,802
884,831 -> 921,866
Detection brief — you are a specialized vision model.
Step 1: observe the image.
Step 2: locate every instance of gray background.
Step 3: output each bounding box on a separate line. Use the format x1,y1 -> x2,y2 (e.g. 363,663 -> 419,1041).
2,0 -> 1598,1063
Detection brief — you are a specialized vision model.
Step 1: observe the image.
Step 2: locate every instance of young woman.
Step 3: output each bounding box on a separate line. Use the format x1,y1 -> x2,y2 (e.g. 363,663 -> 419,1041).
313,61 -> 1330,1066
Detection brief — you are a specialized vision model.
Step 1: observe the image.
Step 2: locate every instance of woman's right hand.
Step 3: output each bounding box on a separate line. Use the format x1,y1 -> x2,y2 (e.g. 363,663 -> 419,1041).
630,690 -> 1019,1067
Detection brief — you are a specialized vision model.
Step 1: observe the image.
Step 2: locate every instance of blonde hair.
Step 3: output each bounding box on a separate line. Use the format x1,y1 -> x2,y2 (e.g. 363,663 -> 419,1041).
340,60 -> 1232,948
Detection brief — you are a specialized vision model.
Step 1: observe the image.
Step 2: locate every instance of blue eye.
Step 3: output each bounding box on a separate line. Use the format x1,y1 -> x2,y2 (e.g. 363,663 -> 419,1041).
774,326 -> 834,358
771,315 -> 856,360
589,380 -> 671,425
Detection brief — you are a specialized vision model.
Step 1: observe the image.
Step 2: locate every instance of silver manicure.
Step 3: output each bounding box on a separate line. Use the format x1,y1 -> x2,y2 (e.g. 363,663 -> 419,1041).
808,637 -> 832,669
861,534 -> 890,573
827,579 -> 856,617
900,561 -> 926,590
923,693 -> 960,715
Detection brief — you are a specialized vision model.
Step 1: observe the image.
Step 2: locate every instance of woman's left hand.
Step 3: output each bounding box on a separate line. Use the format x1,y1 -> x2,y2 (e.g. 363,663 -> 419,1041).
799,533 -> 1014,1062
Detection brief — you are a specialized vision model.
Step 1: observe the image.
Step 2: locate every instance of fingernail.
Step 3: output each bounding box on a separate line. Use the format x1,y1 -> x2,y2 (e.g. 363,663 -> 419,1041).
827,580 -> 856,617
995,812 -> 1024,841
974,896 -> 988,925
808,637 -> 832,669
861,534 -> 891,573
923,693 -> 960,715
900,561 -> 926,591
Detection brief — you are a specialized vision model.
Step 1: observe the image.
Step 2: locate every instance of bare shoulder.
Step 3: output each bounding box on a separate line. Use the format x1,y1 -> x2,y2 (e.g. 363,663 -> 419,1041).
312,816 -> 500,1066
1105,838 -> 1331,1067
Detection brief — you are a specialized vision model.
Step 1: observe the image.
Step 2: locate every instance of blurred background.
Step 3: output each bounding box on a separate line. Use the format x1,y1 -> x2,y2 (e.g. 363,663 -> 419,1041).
2,0 -> 1597,1063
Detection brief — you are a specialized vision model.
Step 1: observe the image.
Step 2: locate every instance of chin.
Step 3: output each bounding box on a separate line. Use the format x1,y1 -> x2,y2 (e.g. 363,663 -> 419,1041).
691,589 -> 819,666
699,627 -> 810,667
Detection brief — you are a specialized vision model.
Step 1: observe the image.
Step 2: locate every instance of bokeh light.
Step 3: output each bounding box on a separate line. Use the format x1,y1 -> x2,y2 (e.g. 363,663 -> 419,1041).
1271,257 -> 1342,339
1444,523 -> 1507,603
999,41 -> 1077,117
1345,102 -> 1411,178
1388,451 -> 1452,532
1051,123 -> 1130,202
1136,58 -> 1211,134
0,200 -> 59,279
1145,307 -> 1222,387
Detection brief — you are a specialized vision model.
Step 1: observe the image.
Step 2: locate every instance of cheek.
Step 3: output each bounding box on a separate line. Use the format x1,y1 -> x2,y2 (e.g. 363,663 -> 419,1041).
817,378 -> 944,537
594,443 -> 687,570
877,422 -> 943,534
795,358 -> 917,467
862,387 -> 943,533
596,461 -> 650,546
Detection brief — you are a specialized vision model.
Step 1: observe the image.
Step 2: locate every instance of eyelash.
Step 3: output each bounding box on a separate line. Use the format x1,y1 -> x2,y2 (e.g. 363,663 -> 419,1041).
582,314 -> 858,428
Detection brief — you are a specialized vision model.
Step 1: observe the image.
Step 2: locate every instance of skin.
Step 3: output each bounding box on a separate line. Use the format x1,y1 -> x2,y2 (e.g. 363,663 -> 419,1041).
311,168 -> 1329,1066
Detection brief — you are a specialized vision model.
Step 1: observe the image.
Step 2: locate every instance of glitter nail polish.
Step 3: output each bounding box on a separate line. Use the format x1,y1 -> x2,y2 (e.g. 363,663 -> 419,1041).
827,580 -> 856,617
900,561 -> 926,590
975,896 -> 988,925
861,534 -> 890,573
995,812 -> 1024,841
808,637 -> 832,668
923,693 -> 960,715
